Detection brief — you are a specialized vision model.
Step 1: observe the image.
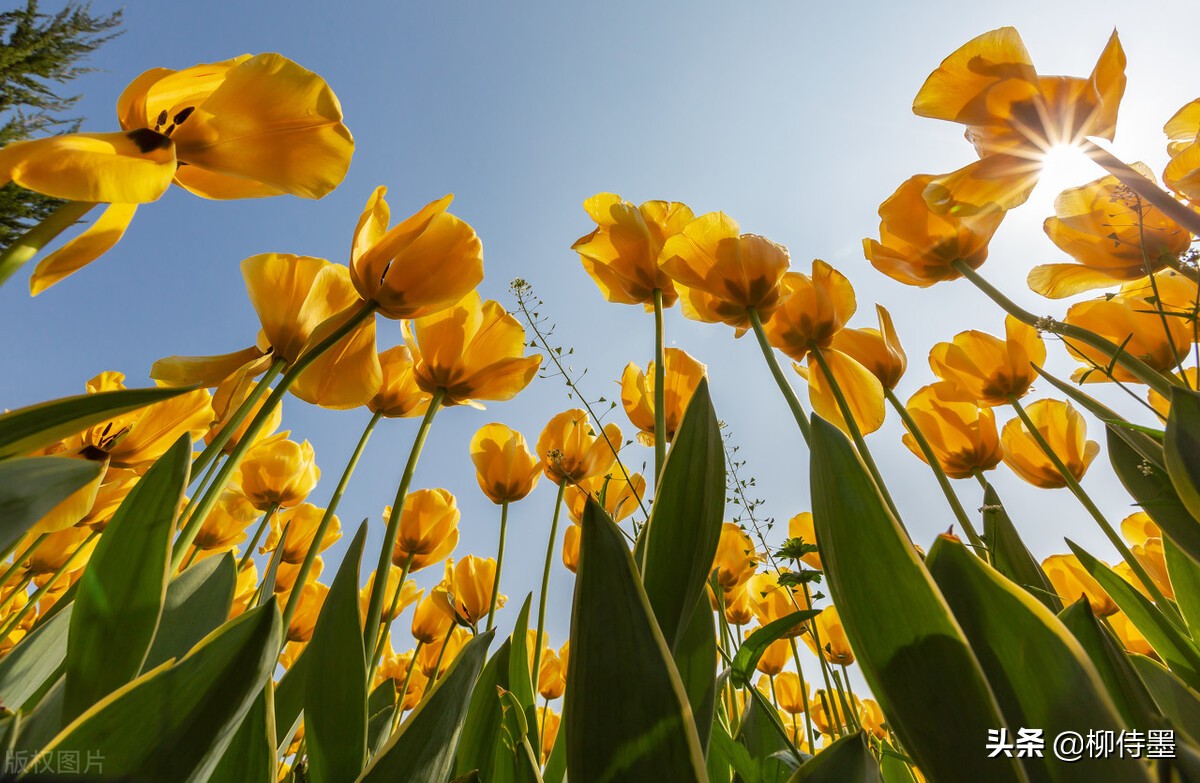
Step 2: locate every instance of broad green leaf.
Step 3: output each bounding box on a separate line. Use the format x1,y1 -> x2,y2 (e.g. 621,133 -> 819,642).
642,379 -> 726,649
0,456 -> 103,553
1069,541 -> 1200,689
358,629 -> 494,783
731,610 -> 820,689
0,386 -> 193,460
13,677 -> 64,755
563,498 -> 708,783
979,484 -> 1060,613
710,719 -> 761,783
367,680 -> 397,756
455,637 -> 511,780
542,715 -> 567,783
1128,655 -> 1200,746
879,750 -> 920,783
0,605 -> 71,711
1057,598 -> 1159,732
926,535 -> 1149,782
1108,429 -> 1200,566
735,695 -> 793,783
808,416 -> 1022,783
210,684 -> 277,783
1165,537 -> 1200,639
274,646 -> 309,750
369,678 -> 397,718
305,521 -> 369,783
32,600 -> 280,782
1166,387 -> 1200,527
507,594 -> 539,760
64,435 -> 189,722
675,593 -> 719,753
144,552 -> 236,669
788,731 -> 880,783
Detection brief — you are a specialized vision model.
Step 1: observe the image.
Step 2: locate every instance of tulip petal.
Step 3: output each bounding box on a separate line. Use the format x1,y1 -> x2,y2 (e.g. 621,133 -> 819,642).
925,155 -> 1040,216
241,253 -> 330,362
0,131 -> 175,204
171,165 -> 286,200
912,27 -> 1039,126
805,351 -> 886,436
352,186 -> 390,265
150,346 -> 268,388
29,203 -> 137,295
292,306 -> 383,410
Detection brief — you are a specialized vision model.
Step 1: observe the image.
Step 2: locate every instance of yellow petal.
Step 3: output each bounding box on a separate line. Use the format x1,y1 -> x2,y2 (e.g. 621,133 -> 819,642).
291,305 -> 383,409
29,203 -> 136,295
352,186 -> 390,266
0,131 -> 175,203
150,346 -> 267,387
912,27 -> 1039,126
805,351 -> 886,436
924,154 -> 1040,216
241,253 -> 331,362
172,164 -> 286,199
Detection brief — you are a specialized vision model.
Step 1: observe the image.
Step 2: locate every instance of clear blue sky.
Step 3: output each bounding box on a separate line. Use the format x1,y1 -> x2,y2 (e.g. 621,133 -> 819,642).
3,0 -> 1198,670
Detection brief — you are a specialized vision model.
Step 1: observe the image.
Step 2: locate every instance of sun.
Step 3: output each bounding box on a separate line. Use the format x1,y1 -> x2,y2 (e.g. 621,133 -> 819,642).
1029,142 -> 1099,211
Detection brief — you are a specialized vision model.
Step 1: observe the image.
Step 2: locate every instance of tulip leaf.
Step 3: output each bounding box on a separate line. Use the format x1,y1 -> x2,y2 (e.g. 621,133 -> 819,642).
1068,541 -> 1200,689
274,646 -> 308,750
1128,655 -> 1200,746
642,378 -> 726,649
542,716 -> 567,783
64,435 -> 189,723
0,456 -> 103,553
1166,387 -> 1200,525
808,416 -> 1022,783
675,593 -> 719,753
709,721 -> 756,783
879,751 -> 919,783
926,535 -> 1149,782
455,637 -> 512,779
731,610 -> 820,689
1107,428 -> 1200,565
1164,537 -> 1200,639
565,497 -> 708,783
0,386 -> 195,460
366,680 -> 398,755
210,684 -> 277,783
506,594 -> 539,759
735,695 -> 793,783
0,604 -> 72,712
144,552 -> 236,670
1057,598 -> 1159,732
979,483 -> 1060,613
33,600 -> 280,782
305,520 -> 369,783
787,731 -> 880,783
358,629 -> 494,783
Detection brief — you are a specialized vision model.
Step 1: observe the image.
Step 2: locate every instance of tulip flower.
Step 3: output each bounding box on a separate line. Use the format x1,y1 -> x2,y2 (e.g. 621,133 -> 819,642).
369,346 -> 431,419
80,467 -> 140,532
387,650 -> 429,712
1064,281 -> 1193,383
418,626 -> 470,678
536,409 -> 622,485
1043,554 -> 1117,616
539,708 -> 561,764
1001,399 -> 1098,488
1127,537 -> 1174,601
359,566 -> 421,624
28,457 -> 108,536
275,558 -> 322,594
563,472 -> 646,525
571,193 -> 694,308
23,525 -> 98,576
403,291 -> 542,407
433,555 -> 506,629
829,305 -> 907,391
561,525 -> 580,574
712,522 -> 759,592
230,563 -> 258,618
864,174 -> 1005,287
660,212 -> 791,329
753,634 -> 791,677
470,423 -> 541,505
350,188 -> 483,319
722,584 -> 755,626
1109,611 -> 1156,657
389,488 -> 460,572
773,672 -> 808,715
1164,99 -> 1200,202
1029,165 -> 1191,298
411,590 -> 455,646
205,371 -> 284,454
928,315 -> 1045,407
285,582 -> 328,642
260,503 -> 340,564
746,570 -> 806,636
620,348 -> 707,446
901,383 -> 1003,478
858,699 -> 888,740
237,433 -> 320,510
787,512 -> 822,571
537,646 -> 567,700
802,606 -> 855,666
0,53 -> 353,293
810,690 -> 858,735
1121,512 -> 1162,546
191,489 -> 258,555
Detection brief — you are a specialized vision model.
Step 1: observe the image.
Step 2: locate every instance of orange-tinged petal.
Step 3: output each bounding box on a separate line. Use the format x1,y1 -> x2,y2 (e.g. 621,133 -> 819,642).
924,154 -> 1040,216
291,304 -> 382,409
1164,139 -> 1200,202
0,131 -> 175,203
171,164 -> 286,199
803,350 -> 885,436
242,254 -> 343,362
150,346 -> 267,388
117,58 -> 248,131
30,457 -> 109,535
1026,264 -> 1134,298
912,27 -> 1038,127
29,203 -> 137,295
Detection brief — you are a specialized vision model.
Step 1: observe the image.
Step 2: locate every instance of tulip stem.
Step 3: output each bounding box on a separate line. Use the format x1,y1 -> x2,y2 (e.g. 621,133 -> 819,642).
1007,396 -> 1181,622
952,261 -> 1176,398
237,503 -> 278,573
653,288 -> 667,483
171,301 -> 380,570
532,483 -> 566,692
747,308 -> 811,444
429,626 -> 454,688
178,454 -> 227,539
0,533 -> 48,590
716,642 -> 804,763
1082,141 -> 1200,246
190,358 -> 286,481
0,529 -> 99,640
0,200 -> 95,288
486,501 -> 510,632
832,667 -> 860,732
281,409 -> 382,635
539,694 -> 550,751
391,639 -> 424,733
364,387 -> 444,655
368,552 -> 416,683
0,571 -> 34,619
885,388 -> 986,551
788,638 -> 821,750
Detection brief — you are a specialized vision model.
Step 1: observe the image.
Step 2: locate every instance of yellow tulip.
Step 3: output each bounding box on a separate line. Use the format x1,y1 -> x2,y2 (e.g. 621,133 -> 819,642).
712,522 -> 759,592
418,626 -> 470,678
900,383 -> 1002,478
206,370 -> 283,454
722,584 -> 755,626
470,423 -> 541,505
278,640 -> 305,671
1121,512 -> 1162,546
369,346 -> 431,418
745,570 -> 805,636
928,315 -> 1045,406
562,524 -> 580,574
537,646 -> 567,700
763,262 -> 856,361
1149,368 -> 1200,418
571,193 -> 694,308
29,456 -> 108,536
81,466 -> 140,532
802,606 -> 855,666
275,557 -> 322,595
258,503 -> 340,564
1043,554 -> 1117,616
359,567 -> 422,624
1130,537 -> 1174,601
403,291 -> 542,407
536,409 -> 622,486
411,590 -> 455,645
660,212 -> 790,329
620,348 -> 707,446
24,525 -> 97,576
285,582 -> 328,642
858,699 -> 888,740
192,489 -> 258,554
390,488 -> 460,572
382,649 -> 429,712
539,707 -> 561,765
349,187 -> 483,320
829,305 -> 907,390
1108,611 -> 1155,657
787,512 -> 822,571
433,555 -> 505,628
810,690 -> 858,735
237,433 -> 320,510
564,472 -> 646,525
773,672 -> 808,715
1063,286 -> 1192,384
1164,99 -> 1200,201
864,173 -> 1005,286
1000,399 -> 1098,488
753,634 -> 791,677
230,562 -> 258,618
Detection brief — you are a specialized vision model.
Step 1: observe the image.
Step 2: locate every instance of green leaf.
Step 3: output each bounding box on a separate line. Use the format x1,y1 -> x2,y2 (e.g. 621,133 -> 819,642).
709,719 -> 761,783
64,434 -> 189,722
1166,387 -> 1200,525
1107,428 -> 1200,565
0,456 -> 103,553
0,386 -> 194,460
0,604 -> 71,711
305,521 -> 369,783
735,696 -> 792,783
731,610 -> 820,689
788,731 -> 880,783
1129,654 -> 1200,745
1069,540 -> 1200,689
455,637 -> 512,779
980,484 -> 1060,613
366,680 -> 398,756
926,535 -> 1149,782
1165,537 -> 1200,639
358,629 -> 494,783
506,594 -> 539,759
542,715 -> 567,783
34,600 -> 281,782
879,750 -> 919,783
564,497 -> 708,783
274,646 -> 308,750
675,593 -> 719,754
144,552 -> 236,669
808,416 -> 1022,783
210,684 -> 277,783
642,379 -> 726,650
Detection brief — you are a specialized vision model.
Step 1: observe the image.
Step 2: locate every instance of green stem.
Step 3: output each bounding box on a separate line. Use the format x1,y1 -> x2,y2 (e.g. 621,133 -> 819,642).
0,533 -> 47,589
237,503 -> 278,572
190,358 -> 286,480
717,640 -> 805,764
885,388 -> 986,550
1083,141 -> 1200,245
429,626 -> 454,687
391,639 -> 424,734
0,571 -> 34,618
788,638 -> 820,751
486,501 -> 510,632
653,288 -> 667,483
363,388 -> 444,654
0,200 -> 95,288
281,409 -> 382,634
952,260 -> 1175,398
831,668 -> 859,733
747,308 -> 811,444
178,452 -> 226,534
532,483 -> 566,691
0,529 -> 99,639
368,552 -> 416,683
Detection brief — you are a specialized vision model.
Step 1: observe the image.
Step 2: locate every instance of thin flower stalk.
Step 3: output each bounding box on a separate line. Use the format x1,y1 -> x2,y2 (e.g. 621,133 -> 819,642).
747,308 -> 811,443
653,287 -> 667,482
237,502 -> 279,572
368,551 -> 416,680
0,534 -> 48,590
190,358 -> 287,480
0,201 -> 95,287
486,501 -> 510,632
0,528 -> 100,639
1082,141 -> 1200,252
531,483 -> 566,688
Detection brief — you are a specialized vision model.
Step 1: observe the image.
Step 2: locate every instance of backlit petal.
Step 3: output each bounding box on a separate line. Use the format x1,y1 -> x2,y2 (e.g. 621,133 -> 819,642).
29,203 -> 136,295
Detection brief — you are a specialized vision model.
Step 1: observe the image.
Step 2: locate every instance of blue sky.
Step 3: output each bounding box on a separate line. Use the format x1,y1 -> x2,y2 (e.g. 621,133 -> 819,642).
3,0 -> 1199,682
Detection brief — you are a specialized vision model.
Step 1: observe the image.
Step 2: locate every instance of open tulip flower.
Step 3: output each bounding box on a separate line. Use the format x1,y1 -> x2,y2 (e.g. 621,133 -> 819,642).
912,27 -> 1125,214
563,471 -> 645,525
0,53 -> 353,294
571,192 -> 694,308
772,672 -> 809,716
411,590 -> 455,646
928,315 -> 1045,407
901,382 -> 1002,479
359,567 -> 421,624
620,348 -> 707,446
711,522 -> 760,593
1164,99 -> 1200,202
1042,554 -> 1117,616
260,503 -> 340,563
746,570 -> 806,636
433,555 -> 506,629
369,346 -> 432,419
536,409 -> 622,485
470,423 -> 542,505
1001,399 -> 1098,488
827,305 -> 907,392
389,488 -> 460,572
